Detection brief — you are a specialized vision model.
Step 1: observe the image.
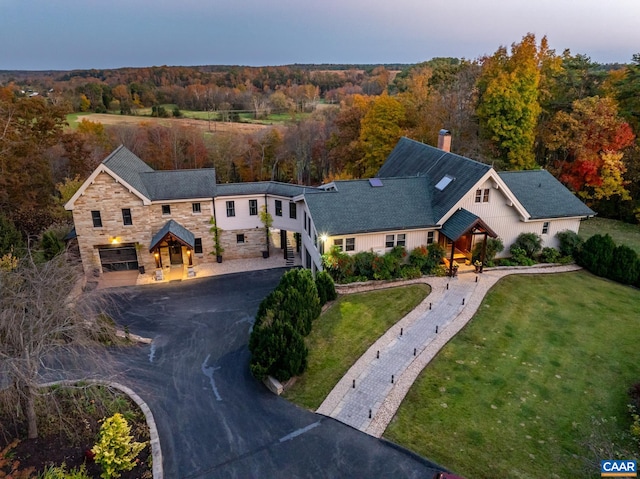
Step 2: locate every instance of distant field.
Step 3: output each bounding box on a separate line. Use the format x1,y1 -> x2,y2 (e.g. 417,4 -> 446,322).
66,112 -> 268,134
579,217 -> 640,254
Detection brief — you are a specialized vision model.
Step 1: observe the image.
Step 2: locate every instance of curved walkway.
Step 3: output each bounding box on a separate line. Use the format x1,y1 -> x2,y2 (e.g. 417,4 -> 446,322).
316,264 -> 582,437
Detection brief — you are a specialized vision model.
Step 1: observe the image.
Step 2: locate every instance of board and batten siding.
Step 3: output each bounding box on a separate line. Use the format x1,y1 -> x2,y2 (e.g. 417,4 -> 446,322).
457,179 -> 582,254
323,229 -> 437,256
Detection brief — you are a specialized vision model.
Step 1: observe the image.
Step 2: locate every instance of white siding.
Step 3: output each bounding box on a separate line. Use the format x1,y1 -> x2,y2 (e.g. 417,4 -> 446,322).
321,229 -> 438,257
214,196 -> 263,230
456,179 -> 583,255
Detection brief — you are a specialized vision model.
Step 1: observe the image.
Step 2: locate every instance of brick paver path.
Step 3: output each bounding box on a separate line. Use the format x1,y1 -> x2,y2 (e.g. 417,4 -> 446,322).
316,264 -> 582,437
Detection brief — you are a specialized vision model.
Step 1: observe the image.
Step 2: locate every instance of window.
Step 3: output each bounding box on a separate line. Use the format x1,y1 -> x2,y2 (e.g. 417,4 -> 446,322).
542,221 -> 550,235
91,210 -> 102,228
289,202 -> 296,219
475,188 -> 490,203
314,233 -> 317,248
334,238 -> 343,251
122,208 -> 132,226
397,234 -> 406,246
194,238 -> 203,254
236,234 -> 245,244
427,231 -> 435,244
345,237 -> 355,251
307,217 -> 311,235
192,203 -> 201,214
162,204 -> 171,215
386,235 -> 395,248
275,200 -> 282,217
249,199 -> 258,216
226,201 -> 235,217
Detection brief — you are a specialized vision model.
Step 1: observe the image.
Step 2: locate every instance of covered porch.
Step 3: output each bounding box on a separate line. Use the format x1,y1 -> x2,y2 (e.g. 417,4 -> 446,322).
440,209 -> 497,277
149,220 -> 196,279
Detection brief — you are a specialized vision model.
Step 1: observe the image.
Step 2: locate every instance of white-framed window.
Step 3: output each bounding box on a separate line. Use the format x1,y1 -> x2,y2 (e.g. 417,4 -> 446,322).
194,238 -> 203,254
542,221 -> 550,235
192,203 -> 201,214
475,188 -> 490,203
334,238 -> 343,251
162,204 -> 171,215
385,234 -> 395,248
427,231 -> 435,244
275,200 -> 282,216
345,237 -> 355,251
289,202 -> 297,219
236,234 -> 245,244
226,201 -> 235,217
249,199 -> 258,216
91,210 -> 102,228
397,233 -> 406,246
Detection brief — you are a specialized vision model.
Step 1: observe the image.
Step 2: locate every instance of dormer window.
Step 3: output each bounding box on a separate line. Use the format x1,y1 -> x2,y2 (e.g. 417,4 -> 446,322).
435,175 -> 454,191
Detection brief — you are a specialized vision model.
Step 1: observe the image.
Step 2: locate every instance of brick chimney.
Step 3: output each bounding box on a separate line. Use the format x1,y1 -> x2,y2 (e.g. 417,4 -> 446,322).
437,129 -> 451,152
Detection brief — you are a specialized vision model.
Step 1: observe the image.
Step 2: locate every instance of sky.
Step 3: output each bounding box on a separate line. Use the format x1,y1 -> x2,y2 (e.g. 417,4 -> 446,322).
1,0 -> 638,71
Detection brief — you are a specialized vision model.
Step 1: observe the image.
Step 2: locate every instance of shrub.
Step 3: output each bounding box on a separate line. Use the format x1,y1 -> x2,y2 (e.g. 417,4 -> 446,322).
92,413 -> 146,479
409,246 -> 429,272
578,234 -> 615,278
322,246 -> 354,283
426,244 -> 446,273
39,464 -> 90,479
556,230 -> 583,257
249,311 -> 308,381
353,251 -> 376,279
510,232 -> 542,258
609,244 -> 639,285
315,270 -> 337,306
539,247 -> 560,263
509,247 -> 535,266
471,237 -> 504,265
400,265 -> 422,279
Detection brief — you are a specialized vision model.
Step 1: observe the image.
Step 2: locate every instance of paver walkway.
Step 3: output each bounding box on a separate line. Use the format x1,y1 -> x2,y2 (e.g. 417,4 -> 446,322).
317,264 -> 582,437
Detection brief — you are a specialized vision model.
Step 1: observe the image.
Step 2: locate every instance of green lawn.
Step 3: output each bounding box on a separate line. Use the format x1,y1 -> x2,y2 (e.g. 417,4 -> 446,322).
385,271 -> 640,479
283,284 -> 430,410
65,112 -> 92,129
580,217 -> 640,254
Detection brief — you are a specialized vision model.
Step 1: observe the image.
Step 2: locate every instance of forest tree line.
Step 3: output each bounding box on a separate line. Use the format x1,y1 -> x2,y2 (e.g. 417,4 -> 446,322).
1,33 -> 639,246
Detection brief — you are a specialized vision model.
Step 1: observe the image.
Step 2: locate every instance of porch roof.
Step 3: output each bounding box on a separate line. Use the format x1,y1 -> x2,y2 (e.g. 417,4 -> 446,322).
149,220 -> 195,252
440,208 -> 497,242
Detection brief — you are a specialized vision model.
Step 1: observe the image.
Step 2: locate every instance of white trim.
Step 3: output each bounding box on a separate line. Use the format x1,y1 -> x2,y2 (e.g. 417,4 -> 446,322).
64,164 -> 151,210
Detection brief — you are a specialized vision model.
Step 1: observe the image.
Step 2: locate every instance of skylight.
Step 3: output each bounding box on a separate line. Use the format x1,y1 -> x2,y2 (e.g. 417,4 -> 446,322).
435,175 -> 454,191
369,178 -> 383,187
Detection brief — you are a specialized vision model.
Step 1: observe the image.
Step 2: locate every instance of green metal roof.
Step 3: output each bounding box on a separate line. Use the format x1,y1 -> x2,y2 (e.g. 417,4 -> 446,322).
304,177 -> 436,236
440,209 -> 497,241
149,220 -> 195,252
498,170 -> 595,219
377,137 -> 492,222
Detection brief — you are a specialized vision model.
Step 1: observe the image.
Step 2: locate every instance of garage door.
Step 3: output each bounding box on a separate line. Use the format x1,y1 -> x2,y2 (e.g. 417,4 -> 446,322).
99,245 -> 139,272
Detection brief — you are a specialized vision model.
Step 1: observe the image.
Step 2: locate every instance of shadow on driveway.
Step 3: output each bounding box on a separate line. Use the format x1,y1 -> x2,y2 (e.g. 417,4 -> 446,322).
109,268 -> 441,478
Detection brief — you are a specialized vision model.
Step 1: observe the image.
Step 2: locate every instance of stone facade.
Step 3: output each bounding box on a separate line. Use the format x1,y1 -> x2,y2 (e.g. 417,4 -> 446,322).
71,172 -> 260,275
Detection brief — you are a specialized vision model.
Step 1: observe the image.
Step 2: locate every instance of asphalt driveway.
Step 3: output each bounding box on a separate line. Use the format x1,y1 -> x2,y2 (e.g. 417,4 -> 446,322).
109,268 -> 441,478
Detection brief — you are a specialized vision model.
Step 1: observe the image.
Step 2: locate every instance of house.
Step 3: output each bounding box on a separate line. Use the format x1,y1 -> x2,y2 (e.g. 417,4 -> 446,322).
66,132 -> 595,279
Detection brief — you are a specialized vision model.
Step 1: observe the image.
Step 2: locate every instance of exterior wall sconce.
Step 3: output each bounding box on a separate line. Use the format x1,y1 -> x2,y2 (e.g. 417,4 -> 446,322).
154,252 -> 161,268
110,237 -> 119,244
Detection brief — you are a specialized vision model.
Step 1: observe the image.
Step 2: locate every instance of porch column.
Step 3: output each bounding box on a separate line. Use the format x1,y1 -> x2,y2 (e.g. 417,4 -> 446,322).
449,241 -> 455,277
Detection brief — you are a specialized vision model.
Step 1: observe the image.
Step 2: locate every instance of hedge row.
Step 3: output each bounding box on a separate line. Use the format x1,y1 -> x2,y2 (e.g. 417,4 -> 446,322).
249,268 -> 336,382
322,244 -> 446,284
577,233 -> 640,286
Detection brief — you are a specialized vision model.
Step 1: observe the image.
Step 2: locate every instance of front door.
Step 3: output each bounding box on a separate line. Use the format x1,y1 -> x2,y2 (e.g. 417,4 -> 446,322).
169,243 -> 183,264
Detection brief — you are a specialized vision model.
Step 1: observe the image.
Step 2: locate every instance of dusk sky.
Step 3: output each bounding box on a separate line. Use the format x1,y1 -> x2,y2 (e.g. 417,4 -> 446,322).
1,0 -> 638,71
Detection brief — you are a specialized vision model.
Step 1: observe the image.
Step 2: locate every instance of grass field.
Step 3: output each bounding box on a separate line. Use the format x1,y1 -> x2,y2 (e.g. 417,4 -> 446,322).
384,271 -> 640,479
580,217 -> 640,254
283,284 -> 430,410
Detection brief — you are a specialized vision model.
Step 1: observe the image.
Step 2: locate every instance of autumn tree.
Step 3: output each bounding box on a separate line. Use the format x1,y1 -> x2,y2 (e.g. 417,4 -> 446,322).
0,92 -> 69,235
0,253 -> 116,439
477,34 -> 558,169
359,93 -> 406,176
544,96 -> 635,200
